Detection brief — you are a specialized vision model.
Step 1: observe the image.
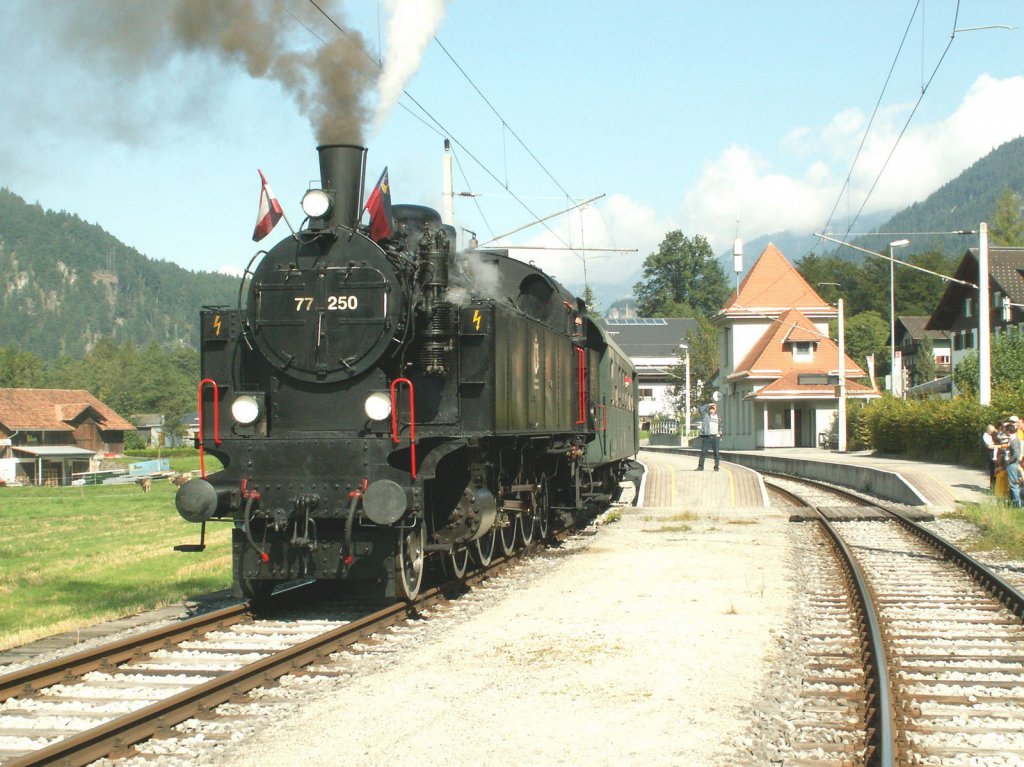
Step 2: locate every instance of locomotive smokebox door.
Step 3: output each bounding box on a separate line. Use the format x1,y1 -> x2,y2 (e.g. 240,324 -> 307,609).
363,479 -> 408,524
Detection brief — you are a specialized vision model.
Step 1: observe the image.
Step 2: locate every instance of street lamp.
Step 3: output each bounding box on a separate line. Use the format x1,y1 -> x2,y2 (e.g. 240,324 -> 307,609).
679,343 -> 691,437
888,239 -> 910,396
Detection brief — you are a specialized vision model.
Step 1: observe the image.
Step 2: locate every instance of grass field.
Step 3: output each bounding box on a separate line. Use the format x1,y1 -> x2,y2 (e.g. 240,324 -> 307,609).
956,499 -> 1024,559
0,457 -> 232,650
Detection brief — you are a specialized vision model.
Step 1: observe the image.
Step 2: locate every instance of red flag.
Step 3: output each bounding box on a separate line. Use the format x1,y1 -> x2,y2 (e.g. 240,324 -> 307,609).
364,167 -> 393,241
252,169 -> 284,242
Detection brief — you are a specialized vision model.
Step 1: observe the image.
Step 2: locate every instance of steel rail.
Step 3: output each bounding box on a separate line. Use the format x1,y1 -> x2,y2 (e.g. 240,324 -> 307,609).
766,471 -> 1024,619
884,507 -> 1024,620
763,478 -> 896,767
3,544 -> 531,767
2,511 -> 583,766
813,508 -> 895,767
0,602 -> 250,703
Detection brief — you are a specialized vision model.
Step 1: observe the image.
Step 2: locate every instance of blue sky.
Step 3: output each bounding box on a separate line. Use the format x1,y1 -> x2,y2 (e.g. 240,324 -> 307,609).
1,0 -> 1022,303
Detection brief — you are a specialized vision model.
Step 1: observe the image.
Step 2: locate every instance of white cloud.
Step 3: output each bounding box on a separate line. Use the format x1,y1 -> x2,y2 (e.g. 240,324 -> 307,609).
496,193 -> 667,287
676,74 -> 1024,251
494,75 -> 1024,293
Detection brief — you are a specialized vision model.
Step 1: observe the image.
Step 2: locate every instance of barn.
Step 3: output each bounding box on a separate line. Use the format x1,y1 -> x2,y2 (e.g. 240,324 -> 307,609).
0,388 -> 134,486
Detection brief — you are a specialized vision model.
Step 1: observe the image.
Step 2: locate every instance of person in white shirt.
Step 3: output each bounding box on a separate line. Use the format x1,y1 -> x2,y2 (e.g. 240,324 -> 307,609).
697,402 -> 722,472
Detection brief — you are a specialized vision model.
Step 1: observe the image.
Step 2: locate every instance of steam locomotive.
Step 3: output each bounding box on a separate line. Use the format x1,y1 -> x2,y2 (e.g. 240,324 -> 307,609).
175,144 -> 638,602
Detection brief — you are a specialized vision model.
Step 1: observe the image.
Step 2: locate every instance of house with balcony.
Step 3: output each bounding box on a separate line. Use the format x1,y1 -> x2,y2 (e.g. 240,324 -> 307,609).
893,315 -> 952,383
0,388 -> 134,485
926,247 -> 1024,393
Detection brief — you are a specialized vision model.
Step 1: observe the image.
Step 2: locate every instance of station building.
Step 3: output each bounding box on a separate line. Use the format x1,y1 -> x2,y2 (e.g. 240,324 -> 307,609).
712,244 -> 880,449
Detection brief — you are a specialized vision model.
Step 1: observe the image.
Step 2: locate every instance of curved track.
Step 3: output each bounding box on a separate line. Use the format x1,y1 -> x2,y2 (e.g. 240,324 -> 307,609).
766,475 -> 1024,766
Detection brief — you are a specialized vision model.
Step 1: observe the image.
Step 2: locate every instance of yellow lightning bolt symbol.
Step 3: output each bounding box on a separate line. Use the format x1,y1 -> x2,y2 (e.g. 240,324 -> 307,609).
472,309 -> 481,331
213,315 -> 222,336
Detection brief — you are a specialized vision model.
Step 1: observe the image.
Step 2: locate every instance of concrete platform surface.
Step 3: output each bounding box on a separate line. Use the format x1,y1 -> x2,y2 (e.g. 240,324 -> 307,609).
638,449 -> 769,511
741,447 -> 988,507
642,445 -> 990,511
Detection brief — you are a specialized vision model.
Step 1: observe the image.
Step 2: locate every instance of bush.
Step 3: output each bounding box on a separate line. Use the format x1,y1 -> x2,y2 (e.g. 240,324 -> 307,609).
856,393 -> 1024,467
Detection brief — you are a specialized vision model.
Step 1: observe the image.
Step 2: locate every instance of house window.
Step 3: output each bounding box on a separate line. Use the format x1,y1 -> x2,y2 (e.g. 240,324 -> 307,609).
994,290 -> 1003,309
965,297 -> 973,318
639,387 -> 654,402
768,404 -> 791,430
792,342 -> 813,361
966,330 -> 976,349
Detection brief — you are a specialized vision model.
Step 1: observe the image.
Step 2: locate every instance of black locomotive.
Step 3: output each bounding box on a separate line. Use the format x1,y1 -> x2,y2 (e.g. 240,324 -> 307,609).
175,144 -> 638,601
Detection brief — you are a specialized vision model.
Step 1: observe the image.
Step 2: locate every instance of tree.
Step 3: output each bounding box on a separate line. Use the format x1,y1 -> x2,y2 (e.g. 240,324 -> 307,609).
582,285 -> 598,314
668,314 -> 720,413
991,187 -> 1024,246
633,232 -> 729,317
0,346 -> 47,387
911,335 -> 936,386
841,311 -> 889,377
953,333 -> 1024,395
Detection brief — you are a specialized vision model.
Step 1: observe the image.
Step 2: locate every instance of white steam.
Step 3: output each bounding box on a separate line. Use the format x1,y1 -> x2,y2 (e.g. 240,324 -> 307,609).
373,0 -> 449,130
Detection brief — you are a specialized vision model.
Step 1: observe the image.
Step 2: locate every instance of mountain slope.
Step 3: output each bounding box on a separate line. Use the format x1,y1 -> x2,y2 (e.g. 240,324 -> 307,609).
0,188 -> 238,359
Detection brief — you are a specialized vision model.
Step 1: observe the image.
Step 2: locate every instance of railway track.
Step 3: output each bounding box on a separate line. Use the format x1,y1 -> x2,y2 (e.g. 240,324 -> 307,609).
0,541 -> 547,767
763,475 -> 1024,767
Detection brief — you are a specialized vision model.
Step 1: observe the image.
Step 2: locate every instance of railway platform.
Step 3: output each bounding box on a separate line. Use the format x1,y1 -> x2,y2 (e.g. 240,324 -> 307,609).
637,449 -> 769,511
642,444 -> 989,512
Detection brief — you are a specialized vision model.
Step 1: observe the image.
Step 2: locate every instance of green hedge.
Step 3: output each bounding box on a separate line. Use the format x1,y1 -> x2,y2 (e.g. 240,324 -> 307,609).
125,447 -> 201,459
854,388 -> 1024,467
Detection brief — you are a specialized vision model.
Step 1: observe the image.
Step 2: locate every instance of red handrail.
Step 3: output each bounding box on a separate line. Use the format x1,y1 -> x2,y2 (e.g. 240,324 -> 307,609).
197,378 -> 221,478
390,377 -> 417,479
575,347 -> 586,425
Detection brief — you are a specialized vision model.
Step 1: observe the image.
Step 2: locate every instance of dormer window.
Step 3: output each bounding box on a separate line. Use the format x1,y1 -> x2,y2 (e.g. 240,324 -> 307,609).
792,341 -> 814,361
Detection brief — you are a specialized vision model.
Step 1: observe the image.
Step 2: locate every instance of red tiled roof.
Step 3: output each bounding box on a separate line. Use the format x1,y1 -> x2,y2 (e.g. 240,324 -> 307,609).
0,389 -> 135,432
729,308 -> 867,381
721,243 -> 835,315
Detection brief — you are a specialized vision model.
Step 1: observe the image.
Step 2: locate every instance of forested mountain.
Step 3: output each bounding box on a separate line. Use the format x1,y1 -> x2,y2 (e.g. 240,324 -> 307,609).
0,188 -> 237,359
862,135 -> 1024,257
715,134 -> 1024,275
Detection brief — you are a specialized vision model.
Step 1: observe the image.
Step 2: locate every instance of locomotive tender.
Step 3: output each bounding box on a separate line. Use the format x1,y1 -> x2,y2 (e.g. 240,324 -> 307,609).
175,144 -> 638,601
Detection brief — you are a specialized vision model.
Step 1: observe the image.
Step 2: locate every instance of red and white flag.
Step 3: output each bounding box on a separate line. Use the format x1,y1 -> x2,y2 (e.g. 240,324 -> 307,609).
252,169 -> 284,242
364,167 -> 393,241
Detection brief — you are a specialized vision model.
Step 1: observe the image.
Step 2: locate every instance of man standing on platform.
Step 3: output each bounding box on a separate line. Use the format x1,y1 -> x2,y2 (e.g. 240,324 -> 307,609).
697,402 -> 722,472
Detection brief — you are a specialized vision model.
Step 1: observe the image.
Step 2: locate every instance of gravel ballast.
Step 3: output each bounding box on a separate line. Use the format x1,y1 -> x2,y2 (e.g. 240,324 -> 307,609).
210,498 -> 794,767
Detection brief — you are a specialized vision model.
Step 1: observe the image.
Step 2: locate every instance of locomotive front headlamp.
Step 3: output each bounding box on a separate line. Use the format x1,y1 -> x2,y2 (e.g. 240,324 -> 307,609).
364,392 -> 392,421
301,188 -> 333,219
231,394 -> 262,425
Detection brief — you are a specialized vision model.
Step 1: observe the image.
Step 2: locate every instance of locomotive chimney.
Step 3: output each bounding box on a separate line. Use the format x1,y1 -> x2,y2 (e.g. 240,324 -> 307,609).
315,144 -> 367,231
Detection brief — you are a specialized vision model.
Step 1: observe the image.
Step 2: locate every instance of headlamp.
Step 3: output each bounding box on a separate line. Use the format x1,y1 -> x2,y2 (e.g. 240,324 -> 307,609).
231,395 -> 262,425
364,392 -> 392,421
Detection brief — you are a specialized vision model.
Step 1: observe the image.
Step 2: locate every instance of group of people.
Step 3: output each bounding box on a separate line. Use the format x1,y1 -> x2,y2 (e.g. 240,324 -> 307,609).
984,416 -> 1024,506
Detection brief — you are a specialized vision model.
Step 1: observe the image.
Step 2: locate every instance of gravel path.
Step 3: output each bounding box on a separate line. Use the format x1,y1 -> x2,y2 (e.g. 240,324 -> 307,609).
202,499 -> 793,767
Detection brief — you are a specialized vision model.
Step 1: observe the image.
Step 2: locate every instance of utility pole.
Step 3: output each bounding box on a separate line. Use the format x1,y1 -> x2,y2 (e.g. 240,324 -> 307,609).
838,298 -> 847,452
979,222 -> 991,405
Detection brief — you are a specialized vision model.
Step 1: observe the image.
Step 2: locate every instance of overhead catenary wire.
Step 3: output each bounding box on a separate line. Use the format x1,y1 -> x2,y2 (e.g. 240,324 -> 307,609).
812,0 -> 963,262
300,0 -> 591,263
818,0 -> 921,244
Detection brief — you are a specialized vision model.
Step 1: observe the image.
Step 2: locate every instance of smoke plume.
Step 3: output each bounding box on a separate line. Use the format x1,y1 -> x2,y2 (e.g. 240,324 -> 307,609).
372,0 -> 449,130
46,0 -> 376,144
